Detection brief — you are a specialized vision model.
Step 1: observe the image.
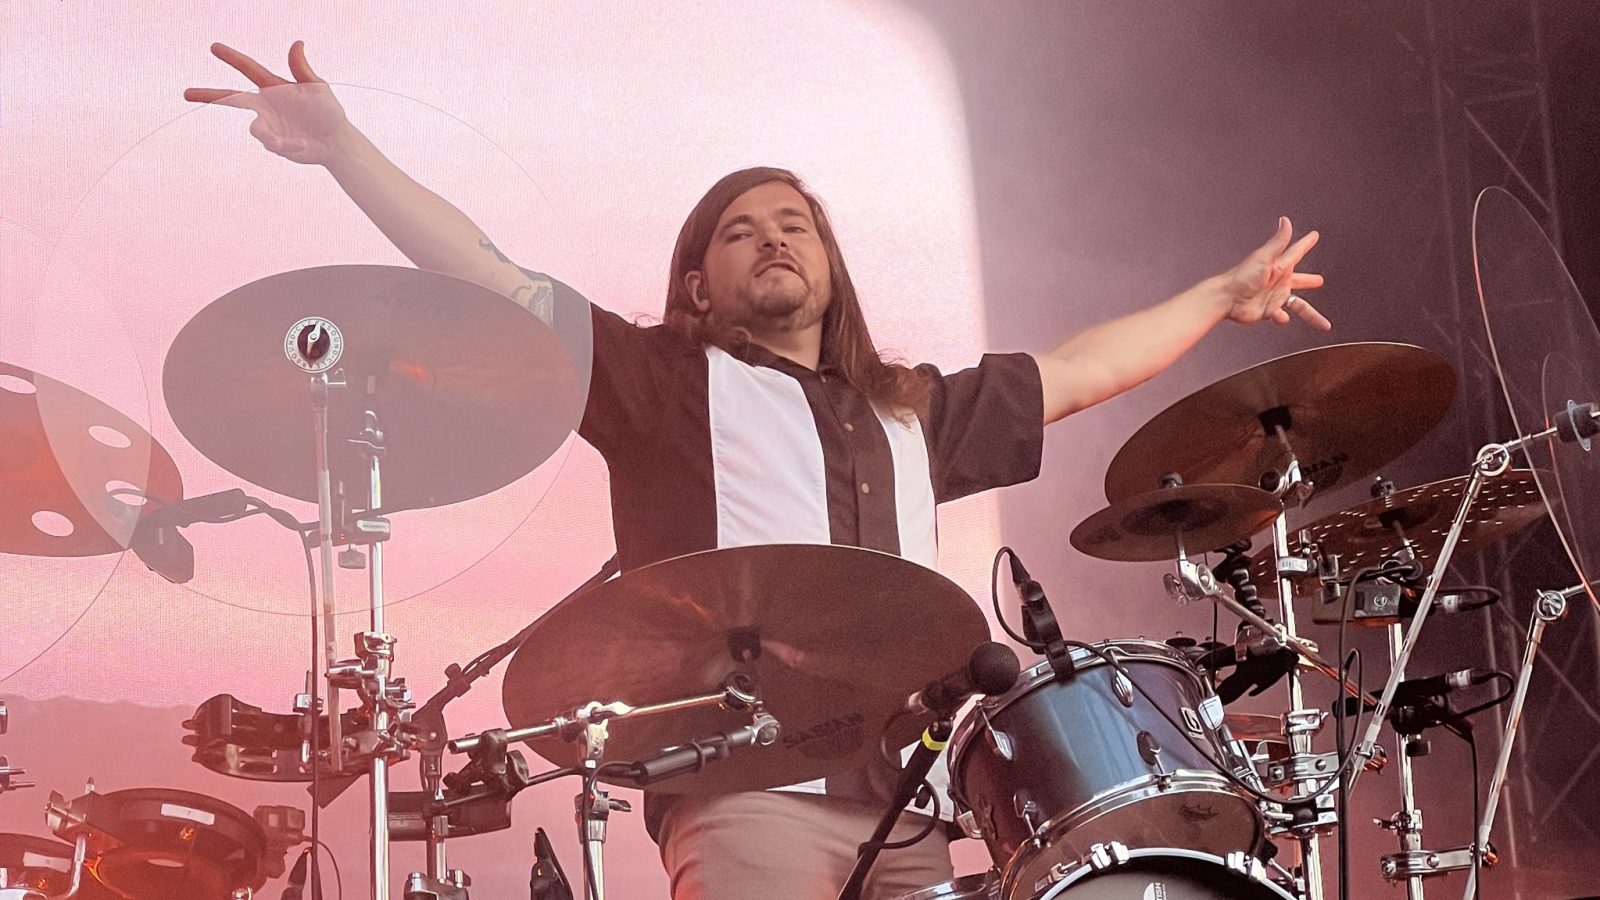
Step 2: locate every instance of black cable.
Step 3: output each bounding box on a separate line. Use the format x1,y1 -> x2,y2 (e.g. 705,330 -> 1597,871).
990,547 -> 1041,650
314,838 -> 343,900
861,784 -> 942,852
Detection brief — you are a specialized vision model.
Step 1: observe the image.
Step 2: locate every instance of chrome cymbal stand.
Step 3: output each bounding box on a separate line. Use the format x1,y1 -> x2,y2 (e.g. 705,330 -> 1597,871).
322,383 -> 415,900
1260,440 -> 1331,900
1456,583 -> 1576,898
0,702 -> 34,799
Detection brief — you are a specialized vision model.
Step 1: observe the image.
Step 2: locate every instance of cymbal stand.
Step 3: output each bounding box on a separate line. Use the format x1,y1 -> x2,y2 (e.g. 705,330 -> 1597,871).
1346,425 -> 1558,797
1261,434 -> 1329,900
309,372 -> 345,772
323,387 -> 415,900
448,677 -> 766,900
0,702 -> 33,799
1456,583 -> 1576,899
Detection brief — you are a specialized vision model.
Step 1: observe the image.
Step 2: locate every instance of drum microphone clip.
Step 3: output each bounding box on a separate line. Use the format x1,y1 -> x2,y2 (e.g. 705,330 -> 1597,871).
1009,552 -> 1075,679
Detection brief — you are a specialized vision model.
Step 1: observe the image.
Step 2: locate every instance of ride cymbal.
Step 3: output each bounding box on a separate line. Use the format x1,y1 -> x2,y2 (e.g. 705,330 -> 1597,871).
502,544 -> 989,794
1105,343 -> 1457,503
163,265 -> 581,511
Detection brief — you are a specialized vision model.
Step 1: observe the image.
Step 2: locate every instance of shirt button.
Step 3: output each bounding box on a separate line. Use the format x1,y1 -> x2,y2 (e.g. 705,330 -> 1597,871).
860,482 -> 871,495
844,422 -> 855,433
820,375 -> 829,383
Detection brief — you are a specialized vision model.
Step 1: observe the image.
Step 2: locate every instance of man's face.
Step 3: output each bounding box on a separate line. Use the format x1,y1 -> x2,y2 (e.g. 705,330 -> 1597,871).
695,181 -> 833,334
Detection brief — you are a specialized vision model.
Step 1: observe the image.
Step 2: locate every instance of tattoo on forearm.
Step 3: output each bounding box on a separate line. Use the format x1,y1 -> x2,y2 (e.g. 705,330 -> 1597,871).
478,237 -> 512,265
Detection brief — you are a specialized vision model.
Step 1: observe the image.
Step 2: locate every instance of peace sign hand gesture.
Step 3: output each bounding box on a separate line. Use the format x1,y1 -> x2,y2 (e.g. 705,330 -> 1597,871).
184,41 -> 352,167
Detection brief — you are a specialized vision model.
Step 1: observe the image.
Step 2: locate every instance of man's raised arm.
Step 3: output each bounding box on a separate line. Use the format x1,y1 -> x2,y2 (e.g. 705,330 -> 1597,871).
185,41 -> 546,313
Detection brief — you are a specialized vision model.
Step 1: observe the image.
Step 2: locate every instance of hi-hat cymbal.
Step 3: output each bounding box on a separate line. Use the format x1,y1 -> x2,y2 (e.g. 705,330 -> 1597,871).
1105,343 -> 1457,503
163,265 -> 582,511
1249,470 -> 1547,587
1070,484 -> 1282,562
0,361 -> 183,557
502,544 -> 989,794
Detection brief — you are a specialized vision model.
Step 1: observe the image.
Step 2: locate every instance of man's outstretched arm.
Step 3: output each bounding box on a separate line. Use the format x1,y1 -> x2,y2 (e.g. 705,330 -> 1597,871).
186,41 -> 545,312
1033,217 -> 1329,425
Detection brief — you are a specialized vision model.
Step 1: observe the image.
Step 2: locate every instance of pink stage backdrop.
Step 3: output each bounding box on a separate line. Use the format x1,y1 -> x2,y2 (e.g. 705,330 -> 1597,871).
2,2 -> 1009,894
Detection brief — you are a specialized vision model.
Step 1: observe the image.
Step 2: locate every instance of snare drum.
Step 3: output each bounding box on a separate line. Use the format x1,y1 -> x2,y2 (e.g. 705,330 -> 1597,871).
948,640 -> 1263,899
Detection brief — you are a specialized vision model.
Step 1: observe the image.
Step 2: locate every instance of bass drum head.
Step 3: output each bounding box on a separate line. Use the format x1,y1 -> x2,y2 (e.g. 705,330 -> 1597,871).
1024,847 -> 1296,900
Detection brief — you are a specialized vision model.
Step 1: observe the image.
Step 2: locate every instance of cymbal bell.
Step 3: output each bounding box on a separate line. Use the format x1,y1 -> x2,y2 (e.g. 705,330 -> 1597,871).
1070,483 -> 1282,562
1105,343 -> 1457,503
502,544 -> 990,794
163,265 -> 582,511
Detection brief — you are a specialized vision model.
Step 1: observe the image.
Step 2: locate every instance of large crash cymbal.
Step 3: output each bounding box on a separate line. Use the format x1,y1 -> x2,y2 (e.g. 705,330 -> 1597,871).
1105,343 -> 1457,503
502,544 -> 990,794
0,361 -> 183,556
164,265 -> 581,511
1249,470 -> 1546,587
1070,483 -> 1282,562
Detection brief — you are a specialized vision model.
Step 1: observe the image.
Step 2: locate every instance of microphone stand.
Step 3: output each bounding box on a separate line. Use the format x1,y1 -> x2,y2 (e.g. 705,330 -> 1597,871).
837,715 -> 954,900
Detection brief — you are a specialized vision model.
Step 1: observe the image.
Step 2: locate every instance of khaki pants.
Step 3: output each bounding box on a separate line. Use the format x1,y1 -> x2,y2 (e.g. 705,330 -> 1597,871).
655,791 -> 954,899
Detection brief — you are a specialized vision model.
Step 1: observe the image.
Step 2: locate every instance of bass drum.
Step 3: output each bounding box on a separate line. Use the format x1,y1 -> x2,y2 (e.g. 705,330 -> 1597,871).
1030,846 -> 1296,899
948,640 -> 1263,900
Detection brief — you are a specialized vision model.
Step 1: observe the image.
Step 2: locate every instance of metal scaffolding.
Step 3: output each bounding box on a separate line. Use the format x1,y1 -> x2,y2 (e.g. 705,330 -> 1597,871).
1406,0 -> 1599,895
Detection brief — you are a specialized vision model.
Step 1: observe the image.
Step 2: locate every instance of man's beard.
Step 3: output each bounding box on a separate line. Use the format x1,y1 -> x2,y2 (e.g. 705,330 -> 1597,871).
735,279 -> 826,333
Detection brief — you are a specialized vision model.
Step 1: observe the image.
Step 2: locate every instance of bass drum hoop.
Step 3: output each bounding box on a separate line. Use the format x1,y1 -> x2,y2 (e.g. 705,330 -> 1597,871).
1027,846 -> 1297,900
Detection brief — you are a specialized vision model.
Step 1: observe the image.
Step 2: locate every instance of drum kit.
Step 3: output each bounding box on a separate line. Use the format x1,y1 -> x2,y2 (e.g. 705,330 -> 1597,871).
1,187 -> 1596,899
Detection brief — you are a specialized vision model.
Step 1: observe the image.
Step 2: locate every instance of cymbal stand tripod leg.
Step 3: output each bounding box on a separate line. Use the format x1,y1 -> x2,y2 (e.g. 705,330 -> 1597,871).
1459,584 -> 1575,899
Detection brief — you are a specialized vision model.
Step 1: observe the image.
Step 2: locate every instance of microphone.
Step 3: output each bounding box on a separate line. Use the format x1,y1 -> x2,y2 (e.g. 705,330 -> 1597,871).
280,846 -> 312,900
1394,668 -> 1498,701
626,713 -> 781,785
1007,550 -> 1074,678
904,642 -> 1021,716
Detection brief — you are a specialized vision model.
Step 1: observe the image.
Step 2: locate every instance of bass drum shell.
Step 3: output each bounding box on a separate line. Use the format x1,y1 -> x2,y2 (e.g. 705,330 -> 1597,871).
948,640 -> 1262,898
1031,847 -> 1297,899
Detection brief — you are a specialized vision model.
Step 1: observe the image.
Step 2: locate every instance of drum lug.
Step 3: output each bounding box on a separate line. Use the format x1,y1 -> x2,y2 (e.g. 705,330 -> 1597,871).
955,808 -> 984,840
1112,670 -> 1135,707
1014,792 -> 1045,847
1086,841 -> 1130,872
979,708 -> 1014,762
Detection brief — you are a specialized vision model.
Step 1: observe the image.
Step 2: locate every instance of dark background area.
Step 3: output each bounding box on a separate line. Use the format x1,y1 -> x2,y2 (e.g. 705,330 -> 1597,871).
913,2 -> 1600,897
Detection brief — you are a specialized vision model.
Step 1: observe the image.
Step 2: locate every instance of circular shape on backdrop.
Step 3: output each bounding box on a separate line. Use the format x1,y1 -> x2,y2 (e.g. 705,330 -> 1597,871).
1,216 -> 155,682
1473,186 -> 1600,609
51,81 -> 595,616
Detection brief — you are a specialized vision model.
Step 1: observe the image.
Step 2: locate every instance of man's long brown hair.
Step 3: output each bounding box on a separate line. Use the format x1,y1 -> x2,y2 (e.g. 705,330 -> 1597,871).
663,167 -> 929,415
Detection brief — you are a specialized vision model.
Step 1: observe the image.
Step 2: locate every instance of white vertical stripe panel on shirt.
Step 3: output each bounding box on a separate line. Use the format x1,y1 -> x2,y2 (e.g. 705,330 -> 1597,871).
706,347 -> 834,796
705,347 -> 833,549
871,403 -> 938,569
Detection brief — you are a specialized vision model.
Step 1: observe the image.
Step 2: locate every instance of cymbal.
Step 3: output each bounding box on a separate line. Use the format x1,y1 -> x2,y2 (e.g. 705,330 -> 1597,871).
1105,343 -> 1457,503
1070,484 -> 1281,562
164,265 -> 581,511
1249,470 -> 1546,587
0,361 -> 183,556
502,544 -> 989,794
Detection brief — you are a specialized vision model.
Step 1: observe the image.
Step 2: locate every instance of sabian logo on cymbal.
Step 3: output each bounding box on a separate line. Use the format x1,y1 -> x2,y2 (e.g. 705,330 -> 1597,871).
782,712 -> 865,760
1302,452 -> 1350,488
